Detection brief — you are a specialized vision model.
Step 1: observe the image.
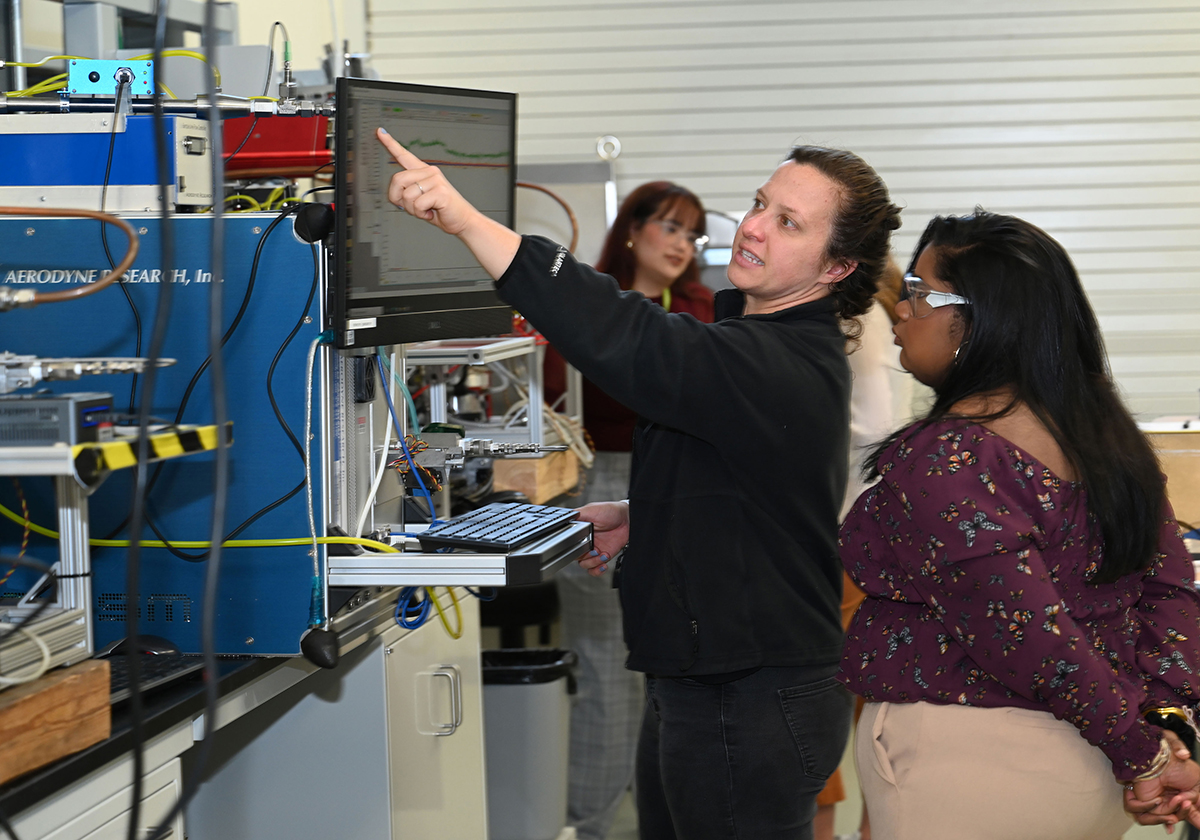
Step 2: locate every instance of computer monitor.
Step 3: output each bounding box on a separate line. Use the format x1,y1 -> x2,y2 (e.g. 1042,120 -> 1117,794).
331,77 -> 516,349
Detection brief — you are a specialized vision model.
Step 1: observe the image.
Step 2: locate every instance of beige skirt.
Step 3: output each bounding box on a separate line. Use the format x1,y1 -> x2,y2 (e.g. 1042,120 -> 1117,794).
856,700 -> 1132,840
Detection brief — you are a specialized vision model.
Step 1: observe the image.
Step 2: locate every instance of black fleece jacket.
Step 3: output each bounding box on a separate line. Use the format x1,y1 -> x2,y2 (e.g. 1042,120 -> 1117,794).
497,236 -> 850,675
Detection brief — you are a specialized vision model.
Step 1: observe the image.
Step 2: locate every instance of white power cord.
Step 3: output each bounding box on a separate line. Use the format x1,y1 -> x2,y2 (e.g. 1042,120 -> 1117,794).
0,624 -> 52,687
354,399 -> 393,538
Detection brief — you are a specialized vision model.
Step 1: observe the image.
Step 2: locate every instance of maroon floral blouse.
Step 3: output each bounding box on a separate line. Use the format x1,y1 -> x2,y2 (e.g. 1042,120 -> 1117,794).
838,420 -> 1200,777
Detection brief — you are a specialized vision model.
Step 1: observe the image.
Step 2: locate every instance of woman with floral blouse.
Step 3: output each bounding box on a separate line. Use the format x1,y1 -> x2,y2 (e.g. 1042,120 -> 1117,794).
839,209 -> 1200,838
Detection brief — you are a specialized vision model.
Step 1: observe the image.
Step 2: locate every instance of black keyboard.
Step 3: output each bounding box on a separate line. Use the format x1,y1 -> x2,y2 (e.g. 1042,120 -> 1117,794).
105,652 -> 205,703
416,503 -> 579,552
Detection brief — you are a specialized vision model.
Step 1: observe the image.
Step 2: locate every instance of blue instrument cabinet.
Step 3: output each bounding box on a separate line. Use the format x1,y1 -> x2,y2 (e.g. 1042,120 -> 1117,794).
0,213 -> 324,654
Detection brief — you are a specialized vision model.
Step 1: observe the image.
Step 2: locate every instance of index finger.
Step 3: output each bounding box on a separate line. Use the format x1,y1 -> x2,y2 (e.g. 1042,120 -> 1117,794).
375,128 -> 425,170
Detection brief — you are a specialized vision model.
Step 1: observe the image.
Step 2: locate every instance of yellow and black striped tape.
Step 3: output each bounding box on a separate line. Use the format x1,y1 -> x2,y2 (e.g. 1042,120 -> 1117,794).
71,422 -> 233,486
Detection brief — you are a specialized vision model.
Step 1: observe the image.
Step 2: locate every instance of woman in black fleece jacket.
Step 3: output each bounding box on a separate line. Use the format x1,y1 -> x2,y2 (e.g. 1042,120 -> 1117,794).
377,128 -> 900,840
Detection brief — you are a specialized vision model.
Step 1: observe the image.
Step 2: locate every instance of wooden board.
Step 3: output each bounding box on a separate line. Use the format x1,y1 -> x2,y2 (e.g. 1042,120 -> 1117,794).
492,450 -> 580,505
1149,431 -> 1200,529
0,658 -> 110,786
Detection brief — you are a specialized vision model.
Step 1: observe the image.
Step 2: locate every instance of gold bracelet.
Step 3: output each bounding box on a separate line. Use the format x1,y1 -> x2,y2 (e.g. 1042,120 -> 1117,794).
1132,737 -> 1172,782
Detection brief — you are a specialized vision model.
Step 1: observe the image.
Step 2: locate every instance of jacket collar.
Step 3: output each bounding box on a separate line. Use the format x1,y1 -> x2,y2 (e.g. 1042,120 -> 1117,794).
714,288 -> 839,322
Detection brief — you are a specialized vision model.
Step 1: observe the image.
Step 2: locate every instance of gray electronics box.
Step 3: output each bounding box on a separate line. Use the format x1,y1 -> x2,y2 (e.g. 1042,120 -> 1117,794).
0,391 -> 114,446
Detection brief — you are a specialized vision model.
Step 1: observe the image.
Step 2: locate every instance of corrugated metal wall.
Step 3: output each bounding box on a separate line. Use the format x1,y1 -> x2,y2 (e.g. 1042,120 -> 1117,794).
367,0 -> 1200,418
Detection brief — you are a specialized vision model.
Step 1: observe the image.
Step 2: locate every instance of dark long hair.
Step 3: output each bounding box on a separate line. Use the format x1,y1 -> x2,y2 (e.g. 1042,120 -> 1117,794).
785,146 -> 902,337
869,209 -> 1164,583
594,181 -> 708,301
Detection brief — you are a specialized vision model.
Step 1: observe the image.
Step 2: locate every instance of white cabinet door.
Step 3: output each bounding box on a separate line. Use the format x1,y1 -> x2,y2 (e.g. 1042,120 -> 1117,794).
383,590 -> 487,840
39,759 -> 184,840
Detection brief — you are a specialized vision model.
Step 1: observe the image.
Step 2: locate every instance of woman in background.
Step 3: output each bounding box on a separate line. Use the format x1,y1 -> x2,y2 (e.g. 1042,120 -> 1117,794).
543,182 -> 714,840
840,210 -> 1200,838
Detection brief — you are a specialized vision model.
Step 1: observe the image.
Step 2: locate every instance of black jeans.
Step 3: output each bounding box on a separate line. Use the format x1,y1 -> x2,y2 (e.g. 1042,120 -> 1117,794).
636,663 -> 851,840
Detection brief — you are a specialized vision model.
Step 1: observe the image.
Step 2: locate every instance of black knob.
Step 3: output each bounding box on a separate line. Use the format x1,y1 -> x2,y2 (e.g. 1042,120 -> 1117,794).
88,71 -> 100,83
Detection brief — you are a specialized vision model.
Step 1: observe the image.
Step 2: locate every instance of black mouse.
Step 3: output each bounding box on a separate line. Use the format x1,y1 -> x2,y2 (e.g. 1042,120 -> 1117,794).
97,634 -> 181,657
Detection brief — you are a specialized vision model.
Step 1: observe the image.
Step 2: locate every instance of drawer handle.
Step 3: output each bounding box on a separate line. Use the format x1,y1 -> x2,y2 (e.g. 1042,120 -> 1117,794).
430,665 -> 462,736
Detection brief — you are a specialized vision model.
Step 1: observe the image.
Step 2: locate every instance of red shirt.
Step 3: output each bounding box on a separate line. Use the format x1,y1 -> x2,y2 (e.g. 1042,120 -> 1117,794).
543,284 -> 715,451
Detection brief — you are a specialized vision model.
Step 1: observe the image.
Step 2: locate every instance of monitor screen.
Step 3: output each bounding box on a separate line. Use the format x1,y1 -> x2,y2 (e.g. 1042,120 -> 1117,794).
331,77 -> 516,349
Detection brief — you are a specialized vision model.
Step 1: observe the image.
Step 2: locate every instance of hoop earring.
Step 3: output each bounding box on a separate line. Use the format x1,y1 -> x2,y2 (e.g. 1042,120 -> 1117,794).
954,341 -> 968,361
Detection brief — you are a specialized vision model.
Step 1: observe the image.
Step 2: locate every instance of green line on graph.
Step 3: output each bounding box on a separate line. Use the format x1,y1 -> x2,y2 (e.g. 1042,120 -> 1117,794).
404,137 -> 507,161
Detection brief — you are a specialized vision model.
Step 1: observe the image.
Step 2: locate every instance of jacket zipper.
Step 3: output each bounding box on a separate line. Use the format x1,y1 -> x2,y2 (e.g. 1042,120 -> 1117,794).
682,619 -> 698,671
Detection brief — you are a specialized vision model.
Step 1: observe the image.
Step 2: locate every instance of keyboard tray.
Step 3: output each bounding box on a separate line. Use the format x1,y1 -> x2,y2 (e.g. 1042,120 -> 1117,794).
416,502 -> 578,553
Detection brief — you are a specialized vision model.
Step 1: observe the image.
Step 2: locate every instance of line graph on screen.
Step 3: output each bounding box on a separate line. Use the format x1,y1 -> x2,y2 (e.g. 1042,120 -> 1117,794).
388,137 -> 510,169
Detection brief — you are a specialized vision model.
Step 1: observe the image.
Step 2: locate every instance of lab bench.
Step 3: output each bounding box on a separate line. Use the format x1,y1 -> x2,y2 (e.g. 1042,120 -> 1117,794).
1,588 -> 488,840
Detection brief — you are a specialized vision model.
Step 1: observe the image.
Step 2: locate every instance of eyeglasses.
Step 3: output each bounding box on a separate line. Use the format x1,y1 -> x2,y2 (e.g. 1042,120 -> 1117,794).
901,274 -> 970,318
650,219 -> 709,255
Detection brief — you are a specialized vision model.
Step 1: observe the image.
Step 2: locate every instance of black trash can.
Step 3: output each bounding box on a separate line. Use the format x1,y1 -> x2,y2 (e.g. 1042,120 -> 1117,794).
482,649 -> 578,840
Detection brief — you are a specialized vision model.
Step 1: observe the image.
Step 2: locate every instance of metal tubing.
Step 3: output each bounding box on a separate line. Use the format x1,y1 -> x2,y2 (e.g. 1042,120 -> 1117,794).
8,0 -> 24,91
527,344 -> 544,445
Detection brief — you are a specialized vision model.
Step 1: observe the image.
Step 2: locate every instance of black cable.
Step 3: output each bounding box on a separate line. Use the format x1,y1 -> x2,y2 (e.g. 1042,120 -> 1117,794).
300,184 -> 335,201
167,203 -> 302,428
213,240 -> 321,542
263,22 -> 287,97
123,10 -> 176,837
156,5 -> 229,836
131,203 -> 304,559
142,224 -> 317,559
223,115 -> 258,165
101,202 -> 304,545
223,21 -> 287,168
97,79 -> 145,416
266,243 -> 318,462
138,5 -> 229,838
0,555 -> 56,642
116,286 -> 143,416
98,79 -> 127,226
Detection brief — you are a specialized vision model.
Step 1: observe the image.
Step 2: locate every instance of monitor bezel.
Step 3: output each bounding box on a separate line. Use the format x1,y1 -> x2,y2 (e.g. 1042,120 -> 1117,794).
331,76 -> 516,350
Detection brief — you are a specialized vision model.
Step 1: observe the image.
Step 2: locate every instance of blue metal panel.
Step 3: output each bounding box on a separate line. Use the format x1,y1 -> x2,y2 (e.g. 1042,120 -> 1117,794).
0,214 -> 322,654
0,116 -> 178,187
